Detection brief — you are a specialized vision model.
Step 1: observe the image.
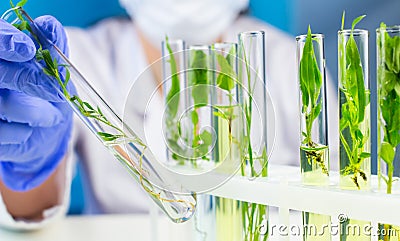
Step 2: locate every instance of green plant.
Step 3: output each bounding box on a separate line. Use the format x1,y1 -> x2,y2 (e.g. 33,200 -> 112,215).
239,40 -> 268,241
213,46 -> 238,147
339,12 -> 370,189
10,0 -> 126,143
188,49 -> 213,161
299,26 -> 329,175
163,37 -> 188,163
377,25 -> 400,241
9,1 -> 196,213
378,22 -> 400,194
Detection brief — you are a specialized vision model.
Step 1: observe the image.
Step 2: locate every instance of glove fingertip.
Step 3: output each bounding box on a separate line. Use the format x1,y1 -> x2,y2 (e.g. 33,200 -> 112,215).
33,15 -> 68,53
12,38 -> 36,62
0,20 -> 36,62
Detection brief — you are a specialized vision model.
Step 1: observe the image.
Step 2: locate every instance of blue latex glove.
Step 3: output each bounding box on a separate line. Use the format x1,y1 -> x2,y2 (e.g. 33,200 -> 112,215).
0,16 -> 74,191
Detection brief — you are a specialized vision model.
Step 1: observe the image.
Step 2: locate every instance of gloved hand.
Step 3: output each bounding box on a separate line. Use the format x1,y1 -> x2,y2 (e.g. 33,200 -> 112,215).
0,16 -> 74,191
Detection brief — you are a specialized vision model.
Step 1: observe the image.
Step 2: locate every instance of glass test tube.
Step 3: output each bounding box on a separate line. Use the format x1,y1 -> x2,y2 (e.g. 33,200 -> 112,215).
213,43 -> 243,241
338,28 -> 371,241
186,45 -> 215,168
338,29 -> 371,190
377,24 -> 400,241
192,43 -> 246,241
377,24 -> 400,194
296,32 -> 331,241
161,39 -> 188,165
3,7 -> 196,223
296,33 -> 329,185
238,31 -> 269,241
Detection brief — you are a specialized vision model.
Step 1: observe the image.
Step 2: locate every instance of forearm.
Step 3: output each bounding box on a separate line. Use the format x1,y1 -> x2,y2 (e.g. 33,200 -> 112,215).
0,157 -> 67,221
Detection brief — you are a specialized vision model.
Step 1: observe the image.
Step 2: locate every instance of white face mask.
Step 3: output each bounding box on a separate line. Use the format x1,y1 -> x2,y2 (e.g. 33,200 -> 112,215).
120,0 -> 249,47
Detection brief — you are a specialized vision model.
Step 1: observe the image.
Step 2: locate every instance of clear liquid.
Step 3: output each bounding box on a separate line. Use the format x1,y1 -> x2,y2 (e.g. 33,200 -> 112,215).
339,89 -> 371,190
104,140 -> 196,223
300,144 -> 329,186
339,89 -> 371,241
300,145 -> 331,241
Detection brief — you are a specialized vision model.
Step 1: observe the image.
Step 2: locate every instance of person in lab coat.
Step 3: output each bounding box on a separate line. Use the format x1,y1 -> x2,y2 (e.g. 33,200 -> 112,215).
0,0 -> 337,229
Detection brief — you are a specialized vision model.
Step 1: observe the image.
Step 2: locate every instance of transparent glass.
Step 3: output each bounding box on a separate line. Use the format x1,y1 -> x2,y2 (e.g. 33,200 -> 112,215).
296,33 -> 331,241
185,45 -> 215,168
211,43 -> 243,172
161,39 -> 189,165
238,31 -> 269,241
377,24 -> 400,241
338,29 -> 371,241
338,29 -> 371,191
2,7 -> 196,223
213,43 -> 244,241
193,42 -> 246,241
296,33 -> 329,185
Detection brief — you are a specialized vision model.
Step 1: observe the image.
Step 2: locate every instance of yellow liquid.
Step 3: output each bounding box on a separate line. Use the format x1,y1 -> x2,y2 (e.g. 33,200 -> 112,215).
303,212 -> 331,241
300,145 -> 331,241
378,224 -> 400,241
340,219 -> 371,241
214,108 -> 268,241
215,197 -> 242,241
300,145 -> 329,185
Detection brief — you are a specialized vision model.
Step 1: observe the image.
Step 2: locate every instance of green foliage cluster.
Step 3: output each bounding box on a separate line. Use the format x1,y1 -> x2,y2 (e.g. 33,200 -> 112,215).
299,26 -> 329,176
339,13 -> 371,189
378,23 -> 400,194
188,49 -> 213,161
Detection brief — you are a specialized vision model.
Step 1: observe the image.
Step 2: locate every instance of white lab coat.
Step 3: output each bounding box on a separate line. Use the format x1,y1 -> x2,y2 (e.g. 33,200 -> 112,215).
0,16 -> 338,229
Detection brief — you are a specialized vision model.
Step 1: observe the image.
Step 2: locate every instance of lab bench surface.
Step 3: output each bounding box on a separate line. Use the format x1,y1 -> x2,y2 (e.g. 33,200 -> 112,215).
0,214 -> 194,241
0,210 -> 304,241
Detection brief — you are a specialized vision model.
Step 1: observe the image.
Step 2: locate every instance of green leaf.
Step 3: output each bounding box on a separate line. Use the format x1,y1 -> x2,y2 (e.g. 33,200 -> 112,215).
342,14 -> 367,124
97,132 -> 121,142
97,106 -> 104,116
213,111 -> 229,120
380,142 -> 395,165
42,68 -> 53,77
299,25 -> 323,143
189,50 -> 209,105
311,102 -> 322,123
355,129 -> 364,142
339,14 -> 371,173
199,130 -> 212,145
83,101 -> 95,111
395,83 -> 400,97
64,68 -> 71,86
191,110 -> 198,125
16,0 -> 28,7
165,36 -> 181,119
13,21 -> 29,32
341,11 -> 346,31
36,50 -> 44,61
351,15 -> 366,32
359,152 -> 370,159
216,53 -> 236,91
301,145 -> 328,152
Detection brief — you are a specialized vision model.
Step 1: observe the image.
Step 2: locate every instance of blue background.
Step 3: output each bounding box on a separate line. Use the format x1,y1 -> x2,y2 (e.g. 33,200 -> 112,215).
1,0 -> 399,214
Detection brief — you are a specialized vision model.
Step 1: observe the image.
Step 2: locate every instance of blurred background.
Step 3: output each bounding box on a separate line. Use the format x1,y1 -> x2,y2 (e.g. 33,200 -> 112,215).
1,0 -> 399,215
